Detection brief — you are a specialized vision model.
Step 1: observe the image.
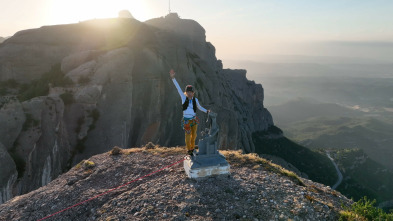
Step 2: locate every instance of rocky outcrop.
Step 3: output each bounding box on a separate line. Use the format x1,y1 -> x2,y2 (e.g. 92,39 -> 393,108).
0,15 -> 274,203
0,147 -> 351,221
0,143 -> 17,204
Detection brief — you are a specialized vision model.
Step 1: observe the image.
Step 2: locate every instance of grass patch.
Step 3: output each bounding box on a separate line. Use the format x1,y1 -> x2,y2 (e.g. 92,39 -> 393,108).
339,196 -> 393,221
221,150 -> 305,186
75,160 -> 95,170
122,146 -> 185,157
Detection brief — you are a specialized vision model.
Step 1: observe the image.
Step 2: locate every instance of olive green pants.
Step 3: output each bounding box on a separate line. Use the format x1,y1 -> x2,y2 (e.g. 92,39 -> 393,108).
185,124 -> 198,151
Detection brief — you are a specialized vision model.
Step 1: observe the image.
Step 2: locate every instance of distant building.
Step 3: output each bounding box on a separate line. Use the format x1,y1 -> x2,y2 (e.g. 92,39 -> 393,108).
165,13 -> 180,19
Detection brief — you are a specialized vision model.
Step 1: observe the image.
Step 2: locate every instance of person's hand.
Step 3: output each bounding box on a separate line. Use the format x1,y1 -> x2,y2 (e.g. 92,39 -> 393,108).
207,110 -> 211,113
169,69 -> 175,79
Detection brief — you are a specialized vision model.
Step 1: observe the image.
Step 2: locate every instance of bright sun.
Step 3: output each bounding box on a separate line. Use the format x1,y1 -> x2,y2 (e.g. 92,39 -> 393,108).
49,0 -> 148,25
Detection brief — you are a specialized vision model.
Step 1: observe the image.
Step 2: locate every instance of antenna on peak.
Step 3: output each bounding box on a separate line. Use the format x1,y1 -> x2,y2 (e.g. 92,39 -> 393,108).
168,0 -> 171,14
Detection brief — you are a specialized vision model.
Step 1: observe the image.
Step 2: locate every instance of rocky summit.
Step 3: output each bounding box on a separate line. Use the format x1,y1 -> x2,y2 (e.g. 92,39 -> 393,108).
0,13 -> 273,203
0,146 -> 351,221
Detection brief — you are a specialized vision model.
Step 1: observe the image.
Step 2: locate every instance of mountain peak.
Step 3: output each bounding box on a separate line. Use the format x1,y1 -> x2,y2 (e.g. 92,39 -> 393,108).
0,146 -> 350,220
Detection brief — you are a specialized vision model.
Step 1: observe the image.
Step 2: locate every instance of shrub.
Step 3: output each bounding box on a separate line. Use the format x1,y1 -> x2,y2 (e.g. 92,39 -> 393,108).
0,87 -> 6,96
110,146 -> 123,155
60,92 -> 74,105
5,79 -> 19,88
18,63 -> 73,101
18,80 -> 49,101
75,160 -> 95,170
340,196 -> 393,221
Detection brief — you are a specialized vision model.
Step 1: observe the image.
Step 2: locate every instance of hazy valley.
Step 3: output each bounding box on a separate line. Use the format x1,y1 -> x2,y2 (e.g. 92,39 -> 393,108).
226,59 -> 393,209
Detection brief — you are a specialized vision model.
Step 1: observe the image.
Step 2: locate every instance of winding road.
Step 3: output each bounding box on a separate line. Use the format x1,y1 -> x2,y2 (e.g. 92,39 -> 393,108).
326,151 -> 343,189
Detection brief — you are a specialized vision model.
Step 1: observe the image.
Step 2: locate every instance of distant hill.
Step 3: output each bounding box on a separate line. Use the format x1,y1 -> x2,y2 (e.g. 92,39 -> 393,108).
283,116 -> 393,170
252,127 -> 337,187
224,59 -> 393,78
332,149 -> 393,211
268,98 -> 361,126
0,37 -> 5,43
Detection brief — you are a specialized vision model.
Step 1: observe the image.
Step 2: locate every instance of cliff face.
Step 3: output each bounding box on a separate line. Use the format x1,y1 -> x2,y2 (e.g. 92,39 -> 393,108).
0,14 -> 273,203
0,147 -> 351,221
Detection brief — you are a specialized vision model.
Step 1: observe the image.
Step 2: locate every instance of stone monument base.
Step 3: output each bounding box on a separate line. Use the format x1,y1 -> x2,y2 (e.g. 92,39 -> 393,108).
183,154 -> 230,179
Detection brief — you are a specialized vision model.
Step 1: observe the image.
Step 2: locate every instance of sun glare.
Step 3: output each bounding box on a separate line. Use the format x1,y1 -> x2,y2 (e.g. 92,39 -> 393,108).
48,0 -> 149,25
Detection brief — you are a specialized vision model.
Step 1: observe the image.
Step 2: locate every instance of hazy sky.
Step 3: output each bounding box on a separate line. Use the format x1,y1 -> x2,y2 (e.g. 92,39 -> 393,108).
1,0 -> 393,62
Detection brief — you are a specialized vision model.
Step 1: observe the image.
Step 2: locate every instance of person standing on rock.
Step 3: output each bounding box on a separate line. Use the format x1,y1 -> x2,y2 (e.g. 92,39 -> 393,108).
170,69 -> 209,156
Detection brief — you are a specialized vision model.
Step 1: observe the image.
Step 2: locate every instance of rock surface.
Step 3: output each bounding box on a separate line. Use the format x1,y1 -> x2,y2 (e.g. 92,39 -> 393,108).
0,147 -> 351,221
0,143 -> 17,204
0,15 -> 273,203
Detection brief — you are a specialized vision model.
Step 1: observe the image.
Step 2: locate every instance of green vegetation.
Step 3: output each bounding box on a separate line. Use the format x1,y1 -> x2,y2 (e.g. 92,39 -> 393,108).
0,79 -> 20,96
252,130 -> 337,186
271,102 -> 393,211
110,146 -> 123,155
334,149 -> 393,205
59,91 -> 74,105
75,159 -> 95,170
340,197 -> 393,221
18,63 -> 72,101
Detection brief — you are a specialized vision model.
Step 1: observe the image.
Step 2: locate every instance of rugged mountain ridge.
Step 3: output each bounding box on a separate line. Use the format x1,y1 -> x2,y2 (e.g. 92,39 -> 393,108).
0,14 -> 273,203
0,147 -> 351,221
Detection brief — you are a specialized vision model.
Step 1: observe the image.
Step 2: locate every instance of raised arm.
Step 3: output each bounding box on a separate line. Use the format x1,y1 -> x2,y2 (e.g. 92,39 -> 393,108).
170,69 -> 186,103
